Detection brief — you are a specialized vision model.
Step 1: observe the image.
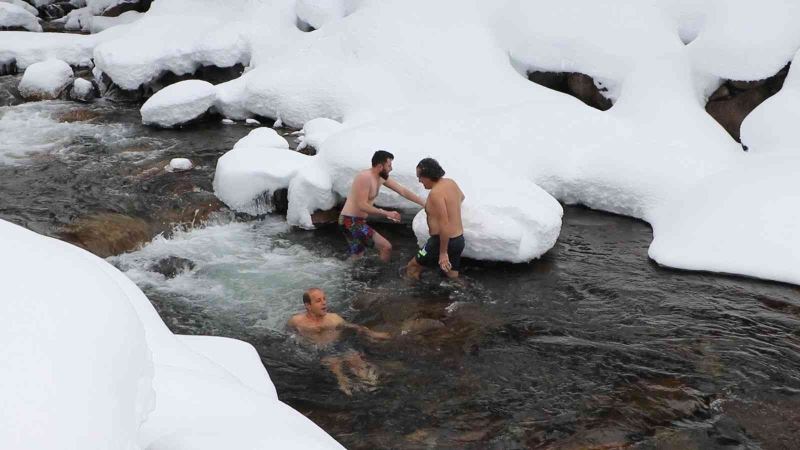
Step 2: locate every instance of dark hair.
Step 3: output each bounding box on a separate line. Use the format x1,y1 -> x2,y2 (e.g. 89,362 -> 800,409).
416,158 -> 445,181
371,150 -> 394,167
303,288 -> 321,304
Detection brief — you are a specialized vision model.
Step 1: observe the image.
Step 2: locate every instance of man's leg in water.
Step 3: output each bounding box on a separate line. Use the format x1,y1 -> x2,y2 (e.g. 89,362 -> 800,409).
322,355 -> 353,396
372,231 -> 392,262
343,351 -> 378,387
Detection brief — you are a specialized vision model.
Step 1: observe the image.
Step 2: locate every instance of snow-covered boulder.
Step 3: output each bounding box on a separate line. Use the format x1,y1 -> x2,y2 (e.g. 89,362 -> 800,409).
0,2 -> 42,32
167,157 -> 193,172
140,79 -> 216,128
0,0 -> 38,16
0,219 -> 154,450
18,59 -> 74,100
69,77 -> 95,102
649,155 -> 800,285
213,128 -> 312,215
0,218 -> 345,449
295,0 -> 352,30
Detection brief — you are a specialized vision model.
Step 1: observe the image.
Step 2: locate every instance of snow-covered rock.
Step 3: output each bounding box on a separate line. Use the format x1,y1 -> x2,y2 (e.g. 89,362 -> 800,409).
0,0 -> 38,16
649,155 -> 800,285
0,218 -> 344,449
140,79 -> 216,128
88,9 -> 141,32
18,59 -> 74,100
167,157 -> 193,172
69,77 -> 95,102
0,2 -> 42,32
295,0 -> 352,30
213,128 -> 311,216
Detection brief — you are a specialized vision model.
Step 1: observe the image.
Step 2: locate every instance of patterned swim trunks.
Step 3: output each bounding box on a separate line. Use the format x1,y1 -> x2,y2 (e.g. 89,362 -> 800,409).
339,215 -> 375,256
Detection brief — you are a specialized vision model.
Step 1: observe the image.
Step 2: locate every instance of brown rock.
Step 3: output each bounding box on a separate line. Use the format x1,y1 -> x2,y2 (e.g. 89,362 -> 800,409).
102,0 -> 153,17
567,73 -> 613,111
60,213 -> 154,257
56,108 -> 101,123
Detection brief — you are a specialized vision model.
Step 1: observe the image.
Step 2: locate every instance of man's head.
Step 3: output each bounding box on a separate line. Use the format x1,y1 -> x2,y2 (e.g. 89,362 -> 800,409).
371,150 -> 394,180
416,157 -> 445,190
302,288 -> 327,318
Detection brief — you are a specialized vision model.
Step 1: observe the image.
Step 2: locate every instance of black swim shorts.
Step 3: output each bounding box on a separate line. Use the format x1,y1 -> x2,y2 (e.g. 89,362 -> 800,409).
415,234 -> 465,271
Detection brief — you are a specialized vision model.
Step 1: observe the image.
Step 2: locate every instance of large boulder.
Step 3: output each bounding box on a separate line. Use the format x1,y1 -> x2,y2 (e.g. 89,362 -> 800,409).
18,59 -> 74,100
0,2 -> 42,31
141,79 -> 216,128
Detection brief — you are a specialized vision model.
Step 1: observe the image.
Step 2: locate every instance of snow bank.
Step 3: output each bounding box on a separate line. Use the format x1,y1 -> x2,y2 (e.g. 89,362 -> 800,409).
0,0 -> 38,17
0,2 -> 42,32
649,155 -> 800,285
0,219 -> 344,449
18,58 -> 73,100
0,219 -> 153,450
141,79 -> 216,127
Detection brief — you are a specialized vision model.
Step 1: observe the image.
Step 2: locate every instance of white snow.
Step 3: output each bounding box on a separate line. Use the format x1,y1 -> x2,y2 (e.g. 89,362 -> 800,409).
69,77 -> 94,101
140,79 -> 216,128
87,0 -> 129,15
221,118 -> 234,125
64,7 -> 142,33
167,157 -> 193,172
245,117 -> 261,126
0,2 -> 42,32
0,0 -> 38,16
18,59 -> 74,100
0,218 -> 344,449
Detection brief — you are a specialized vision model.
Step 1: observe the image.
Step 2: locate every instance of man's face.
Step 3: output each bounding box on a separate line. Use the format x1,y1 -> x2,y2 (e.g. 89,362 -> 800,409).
305,289 -> 327,317
416,168 -> 432,190
379,159 -> 393,179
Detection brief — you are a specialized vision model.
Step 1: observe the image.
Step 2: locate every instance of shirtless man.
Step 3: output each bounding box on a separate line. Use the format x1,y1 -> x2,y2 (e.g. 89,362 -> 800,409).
287,288 -> 390,395
339,150 -> 425,262
405,158 -> 466,279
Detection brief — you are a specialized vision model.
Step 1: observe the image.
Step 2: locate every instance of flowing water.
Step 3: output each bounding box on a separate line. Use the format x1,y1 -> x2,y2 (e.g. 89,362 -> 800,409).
1,77 -> 799,449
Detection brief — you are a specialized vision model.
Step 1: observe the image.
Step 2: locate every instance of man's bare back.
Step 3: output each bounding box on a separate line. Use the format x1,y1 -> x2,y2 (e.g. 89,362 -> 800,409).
425,178 -> 465,237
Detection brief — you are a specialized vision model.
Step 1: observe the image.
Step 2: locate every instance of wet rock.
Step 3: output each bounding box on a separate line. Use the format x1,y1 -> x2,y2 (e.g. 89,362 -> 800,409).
0,58 -> 17,76
528,70 -> 612,111
39,1 -> 77,20
706,64 -> 789,142
101,0 -> 152,17
55,107 -> 101,123
69,78 -> 97,102
310,207 -> 340,226
60,213 -> 154,257
149,256 -> 195,279
98,64 -> 245,102
400,318 -> 446,336
722,396 -> 800,449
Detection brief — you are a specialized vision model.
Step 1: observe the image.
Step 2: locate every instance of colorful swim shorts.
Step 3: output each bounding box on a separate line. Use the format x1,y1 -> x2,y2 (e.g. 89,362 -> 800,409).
339,215 -> 375,256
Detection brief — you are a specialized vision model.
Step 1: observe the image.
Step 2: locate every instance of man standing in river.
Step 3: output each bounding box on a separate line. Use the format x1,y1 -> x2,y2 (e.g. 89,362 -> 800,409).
287,288 -> 390,395
339,150 -> 425,262
405,158 -> 466,279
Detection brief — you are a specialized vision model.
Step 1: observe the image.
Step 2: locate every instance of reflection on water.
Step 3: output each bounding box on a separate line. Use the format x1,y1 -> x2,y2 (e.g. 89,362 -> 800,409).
1,86 -> 799,449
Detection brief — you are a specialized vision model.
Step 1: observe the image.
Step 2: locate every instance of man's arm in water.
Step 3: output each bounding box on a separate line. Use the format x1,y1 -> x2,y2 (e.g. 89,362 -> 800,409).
383,178 -> 425,207
428,191 -> 453,272
352,173 -> 400,221
342,321 -> 391,340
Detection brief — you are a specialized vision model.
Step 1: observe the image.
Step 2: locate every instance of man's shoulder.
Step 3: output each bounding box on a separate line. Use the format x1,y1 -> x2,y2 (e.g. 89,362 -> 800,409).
288,314 -> 305,326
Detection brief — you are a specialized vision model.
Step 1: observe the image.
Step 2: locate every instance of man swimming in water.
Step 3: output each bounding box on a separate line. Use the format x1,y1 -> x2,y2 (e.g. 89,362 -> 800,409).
287,288 -> 390,395
339,150 -> 425,262
405,158 -> 466,279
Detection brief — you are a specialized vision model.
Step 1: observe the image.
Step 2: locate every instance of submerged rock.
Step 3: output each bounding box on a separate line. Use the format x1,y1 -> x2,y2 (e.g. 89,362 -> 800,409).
60,213 -> 154,258
149,256 -> 195,278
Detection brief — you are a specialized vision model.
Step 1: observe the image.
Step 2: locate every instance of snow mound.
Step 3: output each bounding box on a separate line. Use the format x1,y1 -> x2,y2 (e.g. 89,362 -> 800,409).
70,77 -> 95,102
213,128 -> 311,216
741,49 -> 800,155
649,155 -> 800,285
18,59 -> 73,100
141,79 -> 216,128
0,219 -> 154,450
296,0 -> 353,29
167,157 -> 193,172
0,0 -> 37,16
0,2 -> 41,32
0,219 -> 344,449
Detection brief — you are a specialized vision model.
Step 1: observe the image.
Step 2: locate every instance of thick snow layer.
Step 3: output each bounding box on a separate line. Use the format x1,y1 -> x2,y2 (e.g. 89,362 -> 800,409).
18,59 -> 73,100
0,0 -> 38,17
0,2 -> 42,32
213,128 -> 312,215
0,219 -> 154,450
89,10 -> 142,33
0,219 -> 344,449
740,49 -> 800,155
69,77 -> 94,101
295,0 -> 353,29
649,155 -> 800,285
140,79 -> 216,127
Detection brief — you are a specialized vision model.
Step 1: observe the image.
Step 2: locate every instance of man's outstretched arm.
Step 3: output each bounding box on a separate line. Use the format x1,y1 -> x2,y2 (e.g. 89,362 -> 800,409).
383,178 -> 425,207
342,322 -> 391,340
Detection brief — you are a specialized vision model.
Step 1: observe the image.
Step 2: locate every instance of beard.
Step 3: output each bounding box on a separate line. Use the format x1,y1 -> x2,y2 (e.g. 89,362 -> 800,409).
379,169 -> 389,180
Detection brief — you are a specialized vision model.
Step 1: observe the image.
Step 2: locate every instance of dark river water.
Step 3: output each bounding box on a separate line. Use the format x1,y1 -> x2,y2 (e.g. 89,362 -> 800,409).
1,75 -> 799,450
